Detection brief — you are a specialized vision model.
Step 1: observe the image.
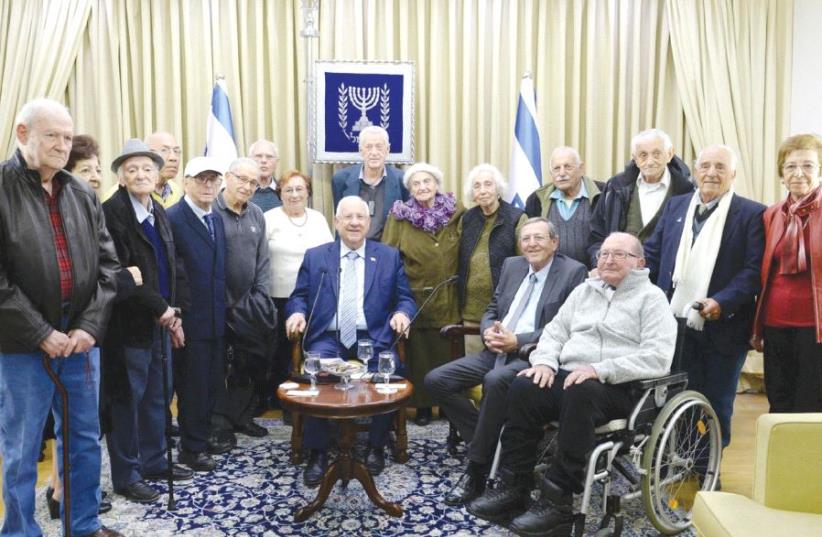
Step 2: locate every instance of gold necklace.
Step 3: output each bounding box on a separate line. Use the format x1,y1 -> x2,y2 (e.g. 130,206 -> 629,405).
287,210 -> 308,227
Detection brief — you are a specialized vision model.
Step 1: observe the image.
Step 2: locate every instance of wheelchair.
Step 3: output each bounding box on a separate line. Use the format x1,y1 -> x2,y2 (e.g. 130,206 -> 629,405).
490,345 -> 722,536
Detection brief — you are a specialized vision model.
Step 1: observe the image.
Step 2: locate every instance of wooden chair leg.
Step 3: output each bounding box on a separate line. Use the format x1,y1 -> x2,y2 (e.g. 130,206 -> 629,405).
447,422 -> 462,456
291,411 -> 304,464
393,408 -> 408,463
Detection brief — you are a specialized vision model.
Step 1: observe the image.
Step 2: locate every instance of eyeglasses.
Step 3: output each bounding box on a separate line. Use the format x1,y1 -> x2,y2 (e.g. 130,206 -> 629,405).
155,146 -> 181,157
191,174 -> 221,185
782,163 -> 819,175
596,250 -> 639,260
230,174 -> 259,188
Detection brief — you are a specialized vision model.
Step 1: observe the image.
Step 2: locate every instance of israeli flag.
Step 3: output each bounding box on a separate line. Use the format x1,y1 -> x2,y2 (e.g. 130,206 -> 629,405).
506,73 -> 543,208
205,78 -> 238,172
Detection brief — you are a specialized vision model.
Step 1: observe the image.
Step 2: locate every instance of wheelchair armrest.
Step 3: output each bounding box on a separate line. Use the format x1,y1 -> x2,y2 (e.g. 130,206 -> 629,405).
519,343 -> 538,360
627,371 -> 689,393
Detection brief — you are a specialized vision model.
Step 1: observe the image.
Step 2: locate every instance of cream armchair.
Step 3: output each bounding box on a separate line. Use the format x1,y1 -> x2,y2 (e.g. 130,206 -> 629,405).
692,413 -> 822,537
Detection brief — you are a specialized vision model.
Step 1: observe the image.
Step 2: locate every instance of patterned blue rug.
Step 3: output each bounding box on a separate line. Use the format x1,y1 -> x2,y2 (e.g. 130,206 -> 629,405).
37,419 -> 696,536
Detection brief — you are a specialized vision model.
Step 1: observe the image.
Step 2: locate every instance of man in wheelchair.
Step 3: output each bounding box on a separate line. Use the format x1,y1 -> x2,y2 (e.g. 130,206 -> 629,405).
468,232 -> 678,537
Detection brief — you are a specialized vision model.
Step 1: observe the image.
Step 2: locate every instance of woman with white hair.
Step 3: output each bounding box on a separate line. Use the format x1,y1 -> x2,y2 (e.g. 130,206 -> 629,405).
383,162 -> 465,425
458,164 -> 526,350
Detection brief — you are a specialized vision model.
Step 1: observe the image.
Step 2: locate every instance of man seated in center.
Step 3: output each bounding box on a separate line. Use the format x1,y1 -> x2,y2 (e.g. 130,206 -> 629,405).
285,196 -> 417,486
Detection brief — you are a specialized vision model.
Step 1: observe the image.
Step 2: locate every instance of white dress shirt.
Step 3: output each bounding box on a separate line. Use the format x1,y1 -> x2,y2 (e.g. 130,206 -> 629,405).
636,167 -> 671,225
501,258 -> 553,334
328,242 -> 368,331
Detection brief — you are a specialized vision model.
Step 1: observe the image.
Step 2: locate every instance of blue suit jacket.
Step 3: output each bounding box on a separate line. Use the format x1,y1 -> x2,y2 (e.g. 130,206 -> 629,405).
331,164 -> 409,217
644,192 -> 765,351
285,239 -> 417,351
167,200 -> 227,341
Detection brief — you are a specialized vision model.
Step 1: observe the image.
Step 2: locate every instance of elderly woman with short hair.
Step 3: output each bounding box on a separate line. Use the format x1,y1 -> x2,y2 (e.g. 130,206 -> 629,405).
383,163 -> 465,425
459,164 -> 526,352
752,133 -> 822,413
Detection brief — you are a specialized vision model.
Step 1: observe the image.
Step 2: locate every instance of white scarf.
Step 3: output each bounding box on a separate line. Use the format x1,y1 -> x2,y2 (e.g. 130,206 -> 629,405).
669,190 -> 734,330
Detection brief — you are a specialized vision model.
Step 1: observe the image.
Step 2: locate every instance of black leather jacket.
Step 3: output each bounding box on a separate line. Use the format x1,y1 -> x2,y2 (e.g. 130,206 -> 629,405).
0,150 -> 119,352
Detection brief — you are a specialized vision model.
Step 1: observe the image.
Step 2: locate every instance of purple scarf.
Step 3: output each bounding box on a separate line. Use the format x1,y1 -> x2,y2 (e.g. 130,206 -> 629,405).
390,192 -> 457,233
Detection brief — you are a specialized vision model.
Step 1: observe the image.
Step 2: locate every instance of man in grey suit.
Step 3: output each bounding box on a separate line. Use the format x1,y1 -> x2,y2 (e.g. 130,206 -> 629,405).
425,217 -> 587,506
331,126 -> 408,240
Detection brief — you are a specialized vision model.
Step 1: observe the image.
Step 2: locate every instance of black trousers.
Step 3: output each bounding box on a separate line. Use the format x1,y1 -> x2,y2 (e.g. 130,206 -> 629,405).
177,338 -> 225,453
763,326 -> 822,413
500,371 -> 634,494
424,350 -> 529,464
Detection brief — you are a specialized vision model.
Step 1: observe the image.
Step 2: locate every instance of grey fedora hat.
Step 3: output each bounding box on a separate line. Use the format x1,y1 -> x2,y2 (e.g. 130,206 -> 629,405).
111,138 -> 165,173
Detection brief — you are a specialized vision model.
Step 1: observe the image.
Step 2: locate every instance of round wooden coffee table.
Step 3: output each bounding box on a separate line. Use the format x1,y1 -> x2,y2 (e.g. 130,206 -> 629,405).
277,380 -> 413,521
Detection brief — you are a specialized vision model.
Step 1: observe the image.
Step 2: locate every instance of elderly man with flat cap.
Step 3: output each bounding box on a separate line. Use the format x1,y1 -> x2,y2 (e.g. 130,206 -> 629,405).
167,156 -> 230,472
102,139 -> 194,504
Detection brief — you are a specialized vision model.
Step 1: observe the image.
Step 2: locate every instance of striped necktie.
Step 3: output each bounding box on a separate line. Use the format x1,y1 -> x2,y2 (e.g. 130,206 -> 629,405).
338,251 -> 359,349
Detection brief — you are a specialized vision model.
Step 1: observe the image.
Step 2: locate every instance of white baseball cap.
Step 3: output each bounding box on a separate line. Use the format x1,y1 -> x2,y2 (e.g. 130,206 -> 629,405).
183,156 -> 223,177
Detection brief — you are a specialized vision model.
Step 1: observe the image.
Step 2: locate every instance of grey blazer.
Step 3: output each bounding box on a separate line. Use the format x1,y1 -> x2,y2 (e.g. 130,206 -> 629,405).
480,253 -> 588,359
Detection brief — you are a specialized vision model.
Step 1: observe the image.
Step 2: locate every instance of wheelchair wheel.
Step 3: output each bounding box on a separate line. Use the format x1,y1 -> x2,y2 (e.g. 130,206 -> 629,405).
641,390 -> 721,534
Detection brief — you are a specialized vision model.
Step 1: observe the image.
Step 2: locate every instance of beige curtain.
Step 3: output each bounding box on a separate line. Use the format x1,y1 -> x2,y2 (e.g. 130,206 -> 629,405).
0,0 -> 91,154
1,0 -> 792,211
62,0 -> 304,195
667,0 -> 793,204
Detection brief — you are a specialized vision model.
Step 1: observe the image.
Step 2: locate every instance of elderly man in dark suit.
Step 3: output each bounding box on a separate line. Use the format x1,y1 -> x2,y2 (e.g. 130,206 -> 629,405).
285,196 -> 417,486
644,144 -> 765,449
425,217 -> 587,506
167,156 -> 229,472
331,126 -> 408,240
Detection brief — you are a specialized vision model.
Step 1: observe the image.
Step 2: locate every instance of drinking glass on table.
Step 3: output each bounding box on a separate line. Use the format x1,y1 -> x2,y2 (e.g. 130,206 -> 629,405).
357,339 -> 374,379
304,352 -> 321,394
378,351 -> 396,386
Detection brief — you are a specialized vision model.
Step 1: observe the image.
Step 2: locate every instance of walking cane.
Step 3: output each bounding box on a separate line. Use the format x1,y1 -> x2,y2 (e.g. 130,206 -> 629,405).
42,354 -> 72,537
160,319 -> 176,510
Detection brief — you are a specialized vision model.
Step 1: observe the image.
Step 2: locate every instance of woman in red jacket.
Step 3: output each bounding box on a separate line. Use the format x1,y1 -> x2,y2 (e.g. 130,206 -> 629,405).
752,133 -> 822,412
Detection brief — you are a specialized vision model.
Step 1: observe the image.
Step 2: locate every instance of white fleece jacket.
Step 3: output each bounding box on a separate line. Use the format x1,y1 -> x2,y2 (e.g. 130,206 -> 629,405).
529,268 -> 677,384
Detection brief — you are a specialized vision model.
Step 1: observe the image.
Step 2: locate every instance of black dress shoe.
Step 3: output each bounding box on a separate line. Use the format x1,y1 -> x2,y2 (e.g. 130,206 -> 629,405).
304,450 -> 328,487
235,419 -> 268,437
444,470 -> 487,506
509,478 -> 573,537
79,527 -> 124,537
98,499 -> 112,514
47,487 -> 111,519
414,407 -> 432,426
467,480 -> 531,524
179,450 -> 217,472
114,480 -> 160,503
365,447 -> 386,475
207,432 -> 235,455
144,464 -> 195,482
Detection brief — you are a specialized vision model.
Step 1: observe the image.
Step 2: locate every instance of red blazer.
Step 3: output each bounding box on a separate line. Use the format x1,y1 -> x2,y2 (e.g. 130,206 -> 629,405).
752,187 -> 822,343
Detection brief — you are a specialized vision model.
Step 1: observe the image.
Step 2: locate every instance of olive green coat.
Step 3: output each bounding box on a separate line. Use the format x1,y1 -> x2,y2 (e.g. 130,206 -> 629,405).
383,203 -> 465,407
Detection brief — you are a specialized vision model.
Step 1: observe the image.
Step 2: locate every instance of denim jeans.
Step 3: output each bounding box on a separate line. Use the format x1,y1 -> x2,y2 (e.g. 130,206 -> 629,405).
0,349 -> 102,536
106,328 -> 172,489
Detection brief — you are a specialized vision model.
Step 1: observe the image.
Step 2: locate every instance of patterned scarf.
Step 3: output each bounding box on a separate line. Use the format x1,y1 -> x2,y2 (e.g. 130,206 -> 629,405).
778,185 -> 821,275
389,192 -> 457,233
